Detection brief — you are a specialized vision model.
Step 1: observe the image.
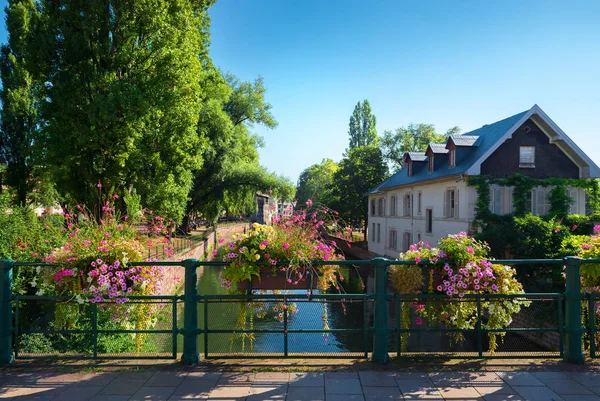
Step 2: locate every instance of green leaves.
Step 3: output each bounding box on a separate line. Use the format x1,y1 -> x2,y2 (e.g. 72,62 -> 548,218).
348,100 -> 378,150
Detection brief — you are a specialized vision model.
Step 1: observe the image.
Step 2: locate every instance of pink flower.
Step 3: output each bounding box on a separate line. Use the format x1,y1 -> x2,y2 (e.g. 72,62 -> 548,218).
572,225 -> 578,231
211,249 -> 218,257
554,228 -> 561,233
415,256 -> 421,264
595,225 -> 600,231
218,238 -> 225,244
97,181 -> 102,188
306,199 -> 313,208
282,242 -> 290,249
466,246 -> 474,254
582,244 -> 591,250
415,317 -> 423,325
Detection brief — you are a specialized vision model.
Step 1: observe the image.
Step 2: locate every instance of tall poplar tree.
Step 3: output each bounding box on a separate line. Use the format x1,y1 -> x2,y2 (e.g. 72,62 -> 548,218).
37,0 -> 215,221
0,0 -> 41,206
348,99 -> 378,149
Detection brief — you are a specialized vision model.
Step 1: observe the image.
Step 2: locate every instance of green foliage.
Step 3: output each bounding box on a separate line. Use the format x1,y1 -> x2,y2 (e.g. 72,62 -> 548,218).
560,235 -> 590,258
511,214 -> 566,259
124,189 -> 143,224
560,214 -> 593,235
380,124 -> 459,173
547,184 -> 572,218
19,333 -> 55,354
466,176 -> 492,226
188,73 -> 280,223
348,100 -> 378,149
296,158 -> 338,207
0,0 -> 44,206
332,145 -> 388,232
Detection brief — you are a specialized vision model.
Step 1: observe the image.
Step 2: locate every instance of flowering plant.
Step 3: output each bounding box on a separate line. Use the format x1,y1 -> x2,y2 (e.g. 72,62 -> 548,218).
574,226 -> 600,352
219,200 -> 344,292
390,233 -> 528,354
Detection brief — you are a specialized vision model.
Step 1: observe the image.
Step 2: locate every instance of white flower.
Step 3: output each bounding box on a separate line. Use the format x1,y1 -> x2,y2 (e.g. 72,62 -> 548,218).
35,266 -> 41,274
35,289 -> 44,296
30,280 -> 37,288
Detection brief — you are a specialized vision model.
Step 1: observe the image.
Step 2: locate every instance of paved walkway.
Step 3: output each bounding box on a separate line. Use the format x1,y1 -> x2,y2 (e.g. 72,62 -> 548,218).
2,370 -> 600,401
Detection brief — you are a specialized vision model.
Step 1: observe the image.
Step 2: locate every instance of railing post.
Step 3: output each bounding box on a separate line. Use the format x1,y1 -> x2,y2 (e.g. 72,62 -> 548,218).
564,256 -> 585,364
0,260 -> 14,365
372,257 -> 389,363
181,259 -> 199,365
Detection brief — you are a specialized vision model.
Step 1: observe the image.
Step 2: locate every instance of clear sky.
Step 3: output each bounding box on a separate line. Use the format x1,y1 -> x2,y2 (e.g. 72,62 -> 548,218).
2,0 -> 599,184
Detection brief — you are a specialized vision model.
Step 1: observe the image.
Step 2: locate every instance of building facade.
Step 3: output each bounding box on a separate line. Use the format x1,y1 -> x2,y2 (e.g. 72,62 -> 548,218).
368,105 -> 599,258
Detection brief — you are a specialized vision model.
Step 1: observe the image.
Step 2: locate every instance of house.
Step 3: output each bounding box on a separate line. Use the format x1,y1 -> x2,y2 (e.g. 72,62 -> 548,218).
367,105 -> 600,258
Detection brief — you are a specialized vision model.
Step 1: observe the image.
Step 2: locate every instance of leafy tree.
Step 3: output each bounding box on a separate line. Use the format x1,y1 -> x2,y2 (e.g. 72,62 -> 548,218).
380,124 -> 460,172
184,73 -> 280,228
0,0 -> 42,206
332,145 -> 388,239
36,0 -> 215,222
296,158 -> 338,207
348,100 -> 378,149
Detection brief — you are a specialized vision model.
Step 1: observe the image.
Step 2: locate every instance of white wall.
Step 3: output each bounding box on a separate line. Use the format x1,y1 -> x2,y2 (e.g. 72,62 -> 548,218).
368,178 -> 472,257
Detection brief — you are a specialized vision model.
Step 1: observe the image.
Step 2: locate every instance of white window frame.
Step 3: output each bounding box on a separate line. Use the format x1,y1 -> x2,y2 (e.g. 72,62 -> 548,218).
390,196 -> 396,216
569,188 -> 579,215
489,186 -> 502,215
370,199 -> 376,216
377,223 -> 381,243
417,191 -> 422,215
445,189 -> 458,219
519,146 -> 535,167
378,198 -> 384,216
449,149 -> 456,168
371,223 -> 375,241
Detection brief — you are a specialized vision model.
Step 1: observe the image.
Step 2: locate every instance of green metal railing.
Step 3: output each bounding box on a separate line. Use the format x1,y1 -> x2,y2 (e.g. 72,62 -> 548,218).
1,256 -> 600,365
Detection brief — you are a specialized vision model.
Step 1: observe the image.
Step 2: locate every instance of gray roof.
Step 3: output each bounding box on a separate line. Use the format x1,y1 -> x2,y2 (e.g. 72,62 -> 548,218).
407,152 -> 427,162
368,108 -> 530,194
428,144 -> 449,154
449,135 -> 480,147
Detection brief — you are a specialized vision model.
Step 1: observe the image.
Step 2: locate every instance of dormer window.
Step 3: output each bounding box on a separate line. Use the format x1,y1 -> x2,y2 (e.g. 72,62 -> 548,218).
407,162 -> 413,177
449,149 -> 456,168
428,156 -> 434,172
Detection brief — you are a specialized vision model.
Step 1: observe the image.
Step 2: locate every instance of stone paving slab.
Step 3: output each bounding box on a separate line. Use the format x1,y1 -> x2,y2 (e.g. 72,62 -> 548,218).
5,369 -> 600,400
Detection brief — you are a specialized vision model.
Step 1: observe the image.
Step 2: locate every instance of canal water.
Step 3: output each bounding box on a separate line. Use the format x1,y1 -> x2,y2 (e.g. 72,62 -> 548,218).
174,265 -> 368,355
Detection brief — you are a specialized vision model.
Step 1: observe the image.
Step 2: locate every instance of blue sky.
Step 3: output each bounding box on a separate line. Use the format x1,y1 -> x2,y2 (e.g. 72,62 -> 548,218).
2,0 -> 599,183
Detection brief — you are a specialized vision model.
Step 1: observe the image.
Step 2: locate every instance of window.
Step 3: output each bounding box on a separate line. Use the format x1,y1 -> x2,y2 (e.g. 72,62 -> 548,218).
569,188 -> 579,215
390,196 -> 396,216
403,194 -> 411,217
449,149 -> 456,168
417,191 -> 422,215
370,199 -> 376,216
425,209 -> 433,233
377,223 -> 381,243
371,223 -> 375,241
417,232 -> 421,242
378,198 -> 383,216
489,187 -> 502,214
407,162 -> 412,177
445,189 -> 458,218
428,156 -> 434,172
530,188 -> 549,215
520,146 -> 535,166
389,229 -> 397,250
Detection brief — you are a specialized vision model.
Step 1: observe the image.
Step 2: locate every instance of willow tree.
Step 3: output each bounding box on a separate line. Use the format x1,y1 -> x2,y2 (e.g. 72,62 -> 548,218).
37,0 -> 215,222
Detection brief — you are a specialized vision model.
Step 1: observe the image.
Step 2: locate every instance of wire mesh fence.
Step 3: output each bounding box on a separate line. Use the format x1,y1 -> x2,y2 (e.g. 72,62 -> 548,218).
201,293 -> 371,358
389,293 -> 563,359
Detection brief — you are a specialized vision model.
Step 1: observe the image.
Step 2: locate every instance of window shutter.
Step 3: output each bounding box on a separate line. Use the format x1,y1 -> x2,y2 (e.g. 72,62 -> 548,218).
489,189 -> 494,213
531,189 -> 537,215
455,190 -> 460,219
536,189 -> 545,216
443,190 -> 447,218
569,189 -> 578,215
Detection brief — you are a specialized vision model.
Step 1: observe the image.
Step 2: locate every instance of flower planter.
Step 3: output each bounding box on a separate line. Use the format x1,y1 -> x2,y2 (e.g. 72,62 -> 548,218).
237,268 -> 318,290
